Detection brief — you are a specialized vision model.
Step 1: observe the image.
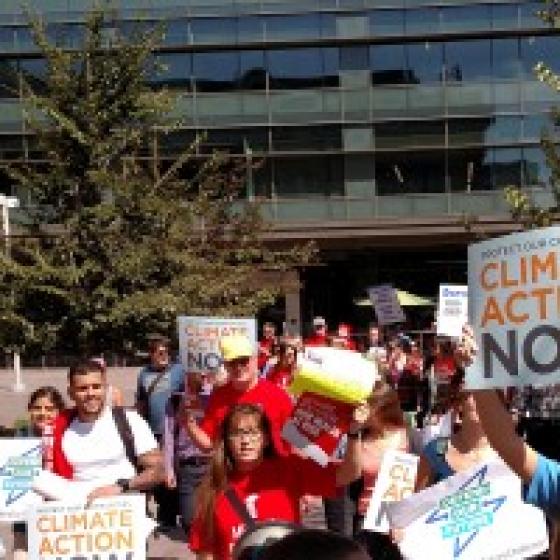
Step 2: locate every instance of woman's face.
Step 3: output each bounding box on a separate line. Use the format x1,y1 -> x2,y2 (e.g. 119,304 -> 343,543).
29,396 -> 59,433
227,413 -> 267,466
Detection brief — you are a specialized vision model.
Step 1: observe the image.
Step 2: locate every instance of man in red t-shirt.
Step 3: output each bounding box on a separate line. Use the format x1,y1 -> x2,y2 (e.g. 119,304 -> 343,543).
185,334 -> 293,453
304,316 -> 329,347
258,321 -> 277,371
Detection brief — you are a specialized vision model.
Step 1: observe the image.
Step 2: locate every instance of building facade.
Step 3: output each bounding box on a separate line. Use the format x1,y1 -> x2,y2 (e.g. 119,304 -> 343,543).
1,0 -> 559,329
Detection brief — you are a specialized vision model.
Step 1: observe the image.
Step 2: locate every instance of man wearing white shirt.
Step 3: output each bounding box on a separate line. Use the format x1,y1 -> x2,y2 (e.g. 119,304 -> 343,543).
51,360 -> 163,503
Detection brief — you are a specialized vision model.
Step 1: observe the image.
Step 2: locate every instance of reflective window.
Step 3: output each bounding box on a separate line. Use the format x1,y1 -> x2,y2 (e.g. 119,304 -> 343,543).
162,19 -> 188,45
521,35 -> 560,79
448,118 -> 495,147
340,46 -> 368,71
239,50 -> 266,90
448,147 -> 492,191
191,18 -> 237,44
369,10 -> 404,36
493,147 -> 522,188
520,2 -> 549,28
237,16 -> 263,42
405,8 -> 439,35
265,14 -> 321,41
19,58 -> 47,94
440,5 -> 490,33
376,150 -> 445,194
370,44 -> 407,85
0,58 -> 18,98
202,127 -> 268,154
14,26 -> 35,50
193,51 -> 239,92
268,48 -> 332,89
152,53 -> 192,89
323,48 -> 339,87
445,40 -> 491,82
375,121 -> 444,149
485,116 -> 522,144
523,113 -> 554,140
0,27 -> 15,51
492,4 -> 519,30
321,13 -> 337,38
522,147 -> 550,187
407,42 -> 443,84
493,39 -> 521,80
272,125 -> 341,151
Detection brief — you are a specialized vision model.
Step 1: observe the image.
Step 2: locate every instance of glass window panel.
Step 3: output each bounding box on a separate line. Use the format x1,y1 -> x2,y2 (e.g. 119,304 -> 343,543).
202,127 -> 268,154
14,26 -> 36,50
485,116 -> 522,144
162,19 -> 188,45
370,9 -> 404,36
492,4 -> 519,30
493,147 -> 522,188
0,27 -> 15,51
523,114 -> 555,141
191,18 -> 237,44
405,8 -> 440,35
274,155 -> 343,197
407,42 -> 443,84
19,58 -> 47,94
447,83 -> 493,115
522,81 -> 558,111
340,46 -> 369,71
193,51 -> 239,92
441,5 -> 491,33
448,147 -> 492,191
520,2 -> 549,28
521,35 -> 560,79
370,44 -> 407,85
237,16 -> 263,42
268,48 -> 329,89
239,50 -> 266,90
152,53 -> 192,89
265,14 -> 321,41
323,48 -> 339,87
321,13 -> 337,38
272,125 -> 341,151
522,147 -> 550,187
493,39 -> 521,80
494,82 -> 521,111
449,118 -> 495,147
375,150 -> 445,195
445,40 -> 491,82
0,59 -> 18,98
375,121 -> 444,149
371,87 -> 407,118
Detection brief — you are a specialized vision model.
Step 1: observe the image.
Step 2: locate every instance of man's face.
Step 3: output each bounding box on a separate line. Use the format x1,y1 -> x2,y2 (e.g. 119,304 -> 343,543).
150,343 -> 170,370
369,327 -> 380,345
224,355 -> 257,385
69,370 -> 106,418
314,323 -> 326,336
263,324 -> 275,339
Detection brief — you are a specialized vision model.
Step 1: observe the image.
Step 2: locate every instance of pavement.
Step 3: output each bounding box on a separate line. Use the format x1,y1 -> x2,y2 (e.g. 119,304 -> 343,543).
0,367 -> 326,559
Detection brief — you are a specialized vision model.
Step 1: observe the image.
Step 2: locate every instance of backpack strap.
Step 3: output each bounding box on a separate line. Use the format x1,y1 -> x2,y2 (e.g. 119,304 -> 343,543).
435,436 -> 450,458
224,487 -> 257,530
112,407 -> 138,473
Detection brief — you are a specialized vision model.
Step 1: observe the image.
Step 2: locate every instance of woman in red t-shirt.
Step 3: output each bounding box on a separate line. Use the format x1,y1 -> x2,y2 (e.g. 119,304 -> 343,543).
189,402 -> 369,560
266,340 -> 298,390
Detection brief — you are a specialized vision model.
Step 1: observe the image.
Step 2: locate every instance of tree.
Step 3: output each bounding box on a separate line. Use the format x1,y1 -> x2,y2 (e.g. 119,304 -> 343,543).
505,0 -> 560,227
0,7 -> 313,357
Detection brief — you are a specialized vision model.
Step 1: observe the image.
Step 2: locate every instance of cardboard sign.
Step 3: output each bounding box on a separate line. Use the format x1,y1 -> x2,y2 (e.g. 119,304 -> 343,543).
387,462 -> 548,560
467,227 -> 560,389
437,284 -> 468,338
368,285 -> 406,325
363,450 -> 419,533
177,316 -> 257,373
281,392 -> 355,467
0,438 -> 42,522
27,495 -> 155,560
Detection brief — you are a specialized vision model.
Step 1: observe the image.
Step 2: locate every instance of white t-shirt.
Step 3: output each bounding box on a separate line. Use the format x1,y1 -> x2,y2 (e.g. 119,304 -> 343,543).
62,407 -> 157,486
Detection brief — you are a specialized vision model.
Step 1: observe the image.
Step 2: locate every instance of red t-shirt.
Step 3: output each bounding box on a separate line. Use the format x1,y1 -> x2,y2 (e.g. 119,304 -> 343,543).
200,379 -> 293,453
258,338 -> 275,371
303,334 -> 328,347
189,455 -> 337,560
266,364 -> 294,390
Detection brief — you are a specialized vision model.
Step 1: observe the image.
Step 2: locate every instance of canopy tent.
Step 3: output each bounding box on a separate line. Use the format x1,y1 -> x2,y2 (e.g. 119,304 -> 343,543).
354,289 -> 435,308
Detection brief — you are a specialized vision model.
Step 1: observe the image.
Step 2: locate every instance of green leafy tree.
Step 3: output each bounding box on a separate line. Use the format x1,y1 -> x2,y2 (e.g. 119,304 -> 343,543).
0,8 -> 313,357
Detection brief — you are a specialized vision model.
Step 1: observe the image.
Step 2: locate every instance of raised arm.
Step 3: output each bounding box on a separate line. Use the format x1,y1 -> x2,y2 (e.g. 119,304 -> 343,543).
336,403 -> 370,486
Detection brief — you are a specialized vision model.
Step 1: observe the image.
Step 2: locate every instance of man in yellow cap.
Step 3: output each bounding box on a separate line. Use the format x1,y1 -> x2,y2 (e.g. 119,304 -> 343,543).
184,334 -> 293,454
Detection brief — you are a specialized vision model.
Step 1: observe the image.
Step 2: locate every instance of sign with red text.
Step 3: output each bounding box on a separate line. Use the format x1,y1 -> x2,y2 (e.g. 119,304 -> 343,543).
368,284 -> 406,325
178,316 -> 257,373
466,227 -> 560,389
27,495 -> 155,560
363,450 -> 418,533
281,392 -> 355,467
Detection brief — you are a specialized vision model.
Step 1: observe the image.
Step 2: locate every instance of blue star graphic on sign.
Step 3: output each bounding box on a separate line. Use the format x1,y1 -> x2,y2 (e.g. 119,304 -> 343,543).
0,443 -> 42,507
425,465 -> 507,559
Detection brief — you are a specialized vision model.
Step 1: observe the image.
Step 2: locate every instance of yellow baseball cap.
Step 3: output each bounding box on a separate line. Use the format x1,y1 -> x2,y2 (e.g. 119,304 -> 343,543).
219,334 -> 254,362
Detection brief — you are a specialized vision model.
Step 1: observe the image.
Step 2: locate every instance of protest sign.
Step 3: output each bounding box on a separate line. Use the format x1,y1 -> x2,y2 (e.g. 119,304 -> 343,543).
367,285 -> 406,325
466,226 -> 560,389
387,462 -> 548,560
363,450 -> 418,533
437,284 -> 468,338
281,392 -> 355,467
27,495 -> 155,560
177,316 -> 257,373
0,438 -> 42,522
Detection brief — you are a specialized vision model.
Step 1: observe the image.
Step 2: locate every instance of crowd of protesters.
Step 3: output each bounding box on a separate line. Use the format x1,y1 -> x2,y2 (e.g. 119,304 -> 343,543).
4,318 -> 560,560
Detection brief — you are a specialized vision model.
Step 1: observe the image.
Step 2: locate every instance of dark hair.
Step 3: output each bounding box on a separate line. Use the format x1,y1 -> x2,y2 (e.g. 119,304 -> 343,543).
260,529 -> 370,560
148,335 -> 170,353
195,403 -> 276,544
28,386 -> 65,412
68,359 -> 105,383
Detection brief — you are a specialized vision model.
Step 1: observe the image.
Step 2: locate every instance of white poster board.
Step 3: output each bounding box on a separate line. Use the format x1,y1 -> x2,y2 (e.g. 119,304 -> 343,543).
367,285 -> 406,325
437,284 -> 468,338
0,438 -> 42,522
27,495 -> 155,560
177,316 -> 257,373
387,462 -> 548,560
467,227 -> 560,389
363,450 -> 418,533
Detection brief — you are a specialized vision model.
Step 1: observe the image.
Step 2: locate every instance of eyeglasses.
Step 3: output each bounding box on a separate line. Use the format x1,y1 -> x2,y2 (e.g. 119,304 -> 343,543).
228,429 -> 262,441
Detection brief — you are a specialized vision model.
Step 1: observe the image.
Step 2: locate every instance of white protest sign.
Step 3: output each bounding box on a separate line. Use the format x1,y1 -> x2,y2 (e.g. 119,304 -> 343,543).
387,462 -> 548,560
363,450 -> 418,533
466,227 -> 560,389
178,316 -> 257,373
27,495 -> 155,560
0,438 -> 42,522
367,285 -> 406,325
437,284 -> 468,338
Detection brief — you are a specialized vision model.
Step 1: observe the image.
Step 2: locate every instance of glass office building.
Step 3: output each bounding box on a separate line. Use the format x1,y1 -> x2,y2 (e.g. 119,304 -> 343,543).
1,0 -> 559,323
